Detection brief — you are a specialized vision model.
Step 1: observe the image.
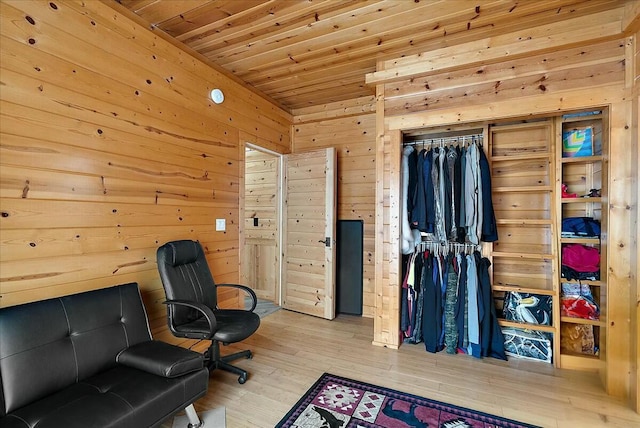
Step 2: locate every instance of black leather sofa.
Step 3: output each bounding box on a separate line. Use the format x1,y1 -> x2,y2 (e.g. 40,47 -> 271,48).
0,283 -> 209,428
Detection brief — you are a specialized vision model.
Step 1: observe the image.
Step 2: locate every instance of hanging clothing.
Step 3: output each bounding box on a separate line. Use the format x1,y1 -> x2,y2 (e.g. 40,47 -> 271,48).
403,138 -> 497,245
400,247 -> 506,361
479,147 -> 498,242
457,146 -> 467,242
455,253 -> 467,350
465,143 -> 479,245
401,136 -> 502,360
466,253 -> 480,357
444,254 -> 459,354
477,254 -> 507,360
432,149 -> 446,241
411,150 -> 427,232
402,146 -> 417,254
422,253 -> 442,353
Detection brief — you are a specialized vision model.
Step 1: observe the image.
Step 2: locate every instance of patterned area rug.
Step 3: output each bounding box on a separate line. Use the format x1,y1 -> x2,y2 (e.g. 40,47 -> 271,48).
276,373 -> 539,428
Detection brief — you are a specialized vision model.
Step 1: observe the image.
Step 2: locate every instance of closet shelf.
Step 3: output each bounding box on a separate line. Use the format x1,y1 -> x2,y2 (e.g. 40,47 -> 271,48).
560,278 -> 605,287
495,219 -> 552,225
491,285 -> 555,296
493,186 -> 553,193
561,155 -> 603,164
560,237 -> 600,244
490,153 -> 551,162
561,197 -> 603,204
491,251 -> 554,260
562,113 -> 603,123
560,316 -> 606,327
559,353 -> 603,371
497,319 -> 556,333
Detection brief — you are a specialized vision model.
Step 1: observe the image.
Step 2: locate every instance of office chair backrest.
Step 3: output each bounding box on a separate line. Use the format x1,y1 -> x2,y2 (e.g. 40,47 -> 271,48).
156,240 -> 218,327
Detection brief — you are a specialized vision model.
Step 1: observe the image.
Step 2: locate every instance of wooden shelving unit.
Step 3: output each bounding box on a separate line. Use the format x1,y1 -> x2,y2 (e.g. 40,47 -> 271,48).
488,111 -> 610,373
555,110 -> 608,376
489,120 -> 559,366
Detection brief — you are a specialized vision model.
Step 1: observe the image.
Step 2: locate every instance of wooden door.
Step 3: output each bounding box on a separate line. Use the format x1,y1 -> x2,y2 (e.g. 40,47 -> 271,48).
282,148 -> 337,319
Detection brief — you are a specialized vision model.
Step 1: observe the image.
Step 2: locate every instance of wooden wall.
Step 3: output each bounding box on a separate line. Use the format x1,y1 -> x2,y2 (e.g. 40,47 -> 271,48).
242,147 -> 280,303
292,97 -> 377,317
370,2 -> 638,403
0,0 -> 291,344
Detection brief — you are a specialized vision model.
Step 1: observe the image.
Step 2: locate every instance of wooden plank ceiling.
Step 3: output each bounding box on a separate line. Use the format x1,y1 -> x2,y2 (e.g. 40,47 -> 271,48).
118,0 -> 626,112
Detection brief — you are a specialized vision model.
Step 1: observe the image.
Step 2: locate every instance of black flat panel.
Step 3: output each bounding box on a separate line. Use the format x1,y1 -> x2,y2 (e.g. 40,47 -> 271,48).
336,220 -> 363,315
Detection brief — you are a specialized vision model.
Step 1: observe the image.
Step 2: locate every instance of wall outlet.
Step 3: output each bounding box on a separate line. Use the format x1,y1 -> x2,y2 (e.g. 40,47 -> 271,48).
215,218 -> 226,232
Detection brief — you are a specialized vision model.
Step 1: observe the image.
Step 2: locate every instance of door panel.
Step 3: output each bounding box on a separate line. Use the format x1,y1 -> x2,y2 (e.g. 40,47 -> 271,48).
282,148 -> 336,319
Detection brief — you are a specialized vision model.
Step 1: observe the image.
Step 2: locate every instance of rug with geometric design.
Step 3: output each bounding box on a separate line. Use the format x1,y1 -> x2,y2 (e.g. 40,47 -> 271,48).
275,373 -> 540,428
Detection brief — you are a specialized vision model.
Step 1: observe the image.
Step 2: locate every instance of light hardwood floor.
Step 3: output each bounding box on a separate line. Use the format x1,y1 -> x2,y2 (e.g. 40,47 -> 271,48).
167,309 -> 640,428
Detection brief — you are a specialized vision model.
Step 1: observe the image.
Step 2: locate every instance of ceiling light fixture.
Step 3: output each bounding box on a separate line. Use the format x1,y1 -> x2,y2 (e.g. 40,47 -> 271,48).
210,88 -> 224,104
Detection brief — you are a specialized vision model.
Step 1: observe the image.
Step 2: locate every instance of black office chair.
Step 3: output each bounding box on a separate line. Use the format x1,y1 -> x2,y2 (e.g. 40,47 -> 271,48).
156,240 -> 261,384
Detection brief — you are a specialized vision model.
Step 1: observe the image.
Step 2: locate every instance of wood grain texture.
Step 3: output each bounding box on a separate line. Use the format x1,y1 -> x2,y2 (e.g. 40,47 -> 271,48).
0,0 -> 290,334
120,0 -> 627,110
292,97 -> 376,317
243,148 -> 280,302
376,9 -> 636,404
281,148 -> 336,319
160,310 -> 640,428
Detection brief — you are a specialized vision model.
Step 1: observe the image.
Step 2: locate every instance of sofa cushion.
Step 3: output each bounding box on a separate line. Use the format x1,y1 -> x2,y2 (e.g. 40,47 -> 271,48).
85,366 -> 209,427
0,382 -> 133,428
116,340 -> 204,378
63,283 -> 152,380
0,283 -> 152,416
2,365 -> 209,428
0,298 -> 77,414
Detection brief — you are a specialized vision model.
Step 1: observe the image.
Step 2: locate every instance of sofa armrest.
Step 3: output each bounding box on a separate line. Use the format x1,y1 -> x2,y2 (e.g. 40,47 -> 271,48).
116,341 -> 204,378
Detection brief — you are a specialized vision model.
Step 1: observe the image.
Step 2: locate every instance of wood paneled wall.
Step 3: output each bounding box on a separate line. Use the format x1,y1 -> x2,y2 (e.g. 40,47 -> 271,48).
292,97 -> 376,317
0,0 -> 291,344
242,147 -> 280,303
371,4 -> 638,403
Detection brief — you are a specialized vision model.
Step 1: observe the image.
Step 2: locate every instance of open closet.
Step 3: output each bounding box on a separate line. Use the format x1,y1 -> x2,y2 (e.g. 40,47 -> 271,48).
398,111 -> 609,374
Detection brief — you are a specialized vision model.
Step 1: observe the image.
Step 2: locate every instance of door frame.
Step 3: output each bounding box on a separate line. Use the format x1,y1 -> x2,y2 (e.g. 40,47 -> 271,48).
239,142 -> 284,306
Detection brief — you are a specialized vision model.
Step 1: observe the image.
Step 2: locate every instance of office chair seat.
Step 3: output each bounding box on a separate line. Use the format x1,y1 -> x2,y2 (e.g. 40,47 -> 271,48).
174,310 -> 260,344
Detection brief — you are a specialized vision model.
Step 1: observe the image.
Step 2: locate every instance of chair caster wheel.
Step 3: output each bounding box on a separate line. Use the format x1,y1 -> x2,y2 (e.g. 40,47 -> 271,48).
247,353 -> 253,359
238,375 -> 247,384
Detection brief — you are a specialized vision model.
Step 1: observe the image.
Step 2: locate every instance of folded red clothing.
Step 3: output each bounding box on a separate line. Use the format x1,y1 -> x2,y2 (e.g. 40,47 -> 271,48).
561,296 -> 599,320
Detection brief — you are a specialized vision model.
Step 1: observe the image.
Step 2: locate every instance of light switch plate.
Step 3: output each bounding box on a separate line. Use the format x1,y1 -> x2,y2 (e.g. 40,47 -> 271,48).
215,218 -> 226,231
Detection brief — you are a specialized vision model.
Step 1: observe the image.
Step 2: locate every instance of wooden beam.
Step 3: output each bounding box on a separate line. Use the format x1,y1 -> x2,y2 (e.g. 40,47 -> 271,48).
387,83 -> 627,132
292,96 -> 376,123
623,0 -> 640,34
366,8 -> 625,86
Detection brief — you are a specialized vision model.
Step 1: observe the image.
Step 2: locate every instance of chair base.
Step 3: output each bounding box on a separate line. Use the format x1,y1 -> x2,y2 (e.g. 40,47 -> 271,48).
206,341 -> 253,384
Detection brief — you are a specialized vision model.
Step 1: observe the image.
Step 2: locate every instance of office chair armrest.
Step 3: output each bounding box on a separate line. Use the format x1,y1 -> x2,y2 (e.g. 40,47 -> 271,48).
216,284 -> 258,312
163,299 -> 217,332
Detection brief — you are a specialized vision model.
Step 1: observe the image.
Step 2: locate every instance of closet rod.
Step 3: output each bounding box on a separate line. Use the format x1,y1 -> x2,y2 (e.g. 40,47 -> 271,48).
403,134 -> 483,147
417,240 -> 481,254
